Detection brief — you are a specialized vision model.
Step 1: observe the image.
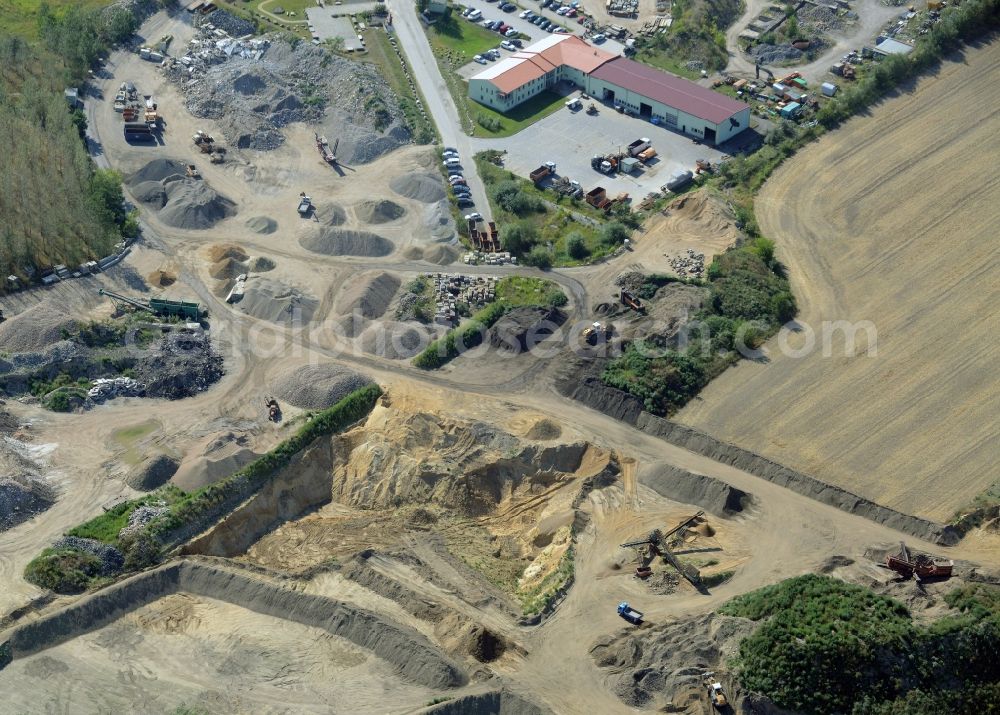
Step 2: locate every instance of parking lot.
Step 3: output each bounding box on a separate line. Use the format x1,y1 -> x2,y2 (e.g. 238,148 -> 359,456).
305,9 -> 364,50
473,95 -> 726,198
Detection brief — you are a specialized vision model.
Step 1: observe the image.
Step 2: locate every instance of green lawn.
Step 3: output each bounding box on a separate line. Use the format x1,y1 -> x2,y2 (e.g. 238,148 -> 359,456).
634,49 -> 704,80
469,90 -> 567,138
0,0 -> 108,38
427,13 -> 501,58
496,276 -> 567,307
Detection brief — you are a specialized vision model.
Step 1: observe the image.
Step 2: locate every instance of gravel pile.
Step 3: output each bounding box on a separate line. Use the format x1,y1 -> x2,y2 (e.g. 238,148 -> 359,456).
238,277 -> 318,324
117,503 -> 170,540
317,204 -> 347,226
131,180 -> 168,208
614,271 -> 645,291
0,304 -> 78,353
126,454 -> 179,491
390,172 -> 446,203
208,244 -> 249,262
52,536 -> 125,576
210,257 -> 246,280
355,199 -> 406,225
167,35 -> 410,159
159,179 -> 237,230
359,321 -> 431,360
133,331 -> 224,400
249,255 -> 276,272
203,8 -> 256,37
127,159 -> 188,184
336,272 -> 401,319
273,364 -> 373,410
245,215 -> 277,234
299,228 -> 394,257
0,474 -> 55,531
424,244 -> 458,265
424,201 -> 456,240
749,43 -> 803,64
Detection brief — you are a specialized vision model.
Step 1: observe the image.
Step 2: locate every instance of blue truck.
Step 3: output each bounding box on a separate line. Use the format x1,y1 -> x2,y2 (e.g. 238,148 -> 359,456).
617,602 -> 643,625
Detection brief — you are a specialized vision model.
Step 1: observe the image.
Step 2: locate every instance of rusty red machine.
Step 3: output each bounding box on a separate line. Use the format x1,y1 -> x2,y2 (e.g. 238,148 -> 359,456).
882,542 -> 953,581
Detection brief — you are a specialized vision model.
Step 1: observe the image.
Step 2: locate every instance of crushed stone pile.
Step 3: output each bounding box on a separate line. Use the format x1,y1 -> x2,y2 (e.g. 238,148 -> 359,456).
248,255 -> 276,272
117,503 -> 170,540
131,181 -> 168,208
0,456 -> 55,531
52,536 -> 125,576
127,158 -> 188,184
423,200 -> 456,241
355,199 -> 406,225
299,228 -> 394,257
245,215 -> 277,234
237,278 -> 318,324
424,244 -> 458,265
0,304 -> 78,353
749,43 -> 803,64
359,321 -> 431,360
210,256 -> 246,280
133,331 -> 224,400
127,161 -> 236,230
272,364 -> 373,410
390,172 -> 446,203
166,36 -> 409,159
336,272 -> 400,319
126,454 -> 179,491
208,243 -> 249,263
316,204 -> 347,226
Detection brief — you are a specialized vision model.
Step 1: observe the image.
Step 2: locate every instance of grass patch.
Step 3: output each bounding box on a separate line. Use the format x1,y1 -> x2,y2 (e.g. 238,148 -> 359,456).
361,28 -> 436,143
701,569 -> 733,588
0,0 -> 109,39
412,276 -> 566,369
720,575 -> 1000,715
468,90 -> 567,138
519,547 -> 575,615
23,548 -> 104,594
427,13 -> 500,58
67,487 -> 186,544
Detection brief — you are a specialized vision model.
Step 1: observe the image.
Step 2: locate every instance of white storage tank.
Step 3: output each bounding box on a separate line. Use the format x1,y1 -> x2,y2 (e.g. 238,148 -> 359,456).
821,82 -> 838,97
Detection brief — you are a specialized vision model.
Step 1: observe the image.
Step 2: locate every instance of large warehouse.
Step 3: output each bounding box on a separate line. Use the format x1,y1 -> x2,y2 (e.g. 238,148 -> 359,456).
469,35 -> 750,145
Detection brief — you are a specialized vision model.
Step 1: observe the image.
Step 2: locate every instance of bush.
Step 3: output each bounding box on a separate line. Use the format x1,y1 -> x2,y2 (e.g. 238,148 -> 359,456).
522,246 -> 553,269
476,113 -> 502,132
599,221 -> 631,246
566,232 -> 589,260
24,549 -> 103,593
491,180 -> 543,216
500,221 -> 539,255
413,301 -> 510,369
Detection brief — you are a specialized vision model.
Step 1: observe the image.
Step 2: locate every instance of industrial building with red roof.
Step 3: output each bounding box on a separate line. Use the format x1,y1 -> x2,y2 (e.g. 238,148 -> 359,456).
469,36 -> 750,145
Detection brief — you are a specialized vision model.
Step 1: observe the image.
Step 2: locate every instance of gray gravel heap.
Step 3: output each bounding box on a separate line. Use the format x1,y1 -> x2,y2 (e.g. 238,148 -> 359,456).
53,536 -> 125,576
273,364 -> 373,410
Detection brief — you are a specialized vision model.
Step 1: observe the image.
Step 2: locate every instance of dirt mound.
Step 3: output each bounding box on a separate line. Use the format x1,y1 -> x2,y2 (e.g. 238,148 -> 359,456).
358,321 -> 431,359
390,172 -> 446,203
424,244 -> 458,265
237,278 -> 318,324
592,612 -> 753,710
299,228 -> 394,257
207,243 -> 249,263
424,691 -> 550,715
0,304 -> 78,353
209,257 -> 245,280
127,159 -> 189,185
316,204 -> 347,226
272,364 -> 373,410
525,419 -> 562,441
641,463 -> 752,517
126,454 -> 180,491
172,432 -> 257,492
147,269 -> 177,287
159,180 -> 237,230
335,272 -> 400,319
131,180 -> 168,208
355,199 -> 405,224
132,331 -> 224,400
489,307 -> 566,354
435,613 -> 508,663
248,255 -> 276,272
402,246 -> 424,261
245,215 -> 277,234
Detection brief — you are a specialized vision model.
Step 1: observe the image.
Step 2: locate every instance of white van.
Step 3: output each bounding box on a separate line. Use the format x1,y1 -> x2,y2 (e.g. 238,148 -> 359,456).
468,8 -> 482,19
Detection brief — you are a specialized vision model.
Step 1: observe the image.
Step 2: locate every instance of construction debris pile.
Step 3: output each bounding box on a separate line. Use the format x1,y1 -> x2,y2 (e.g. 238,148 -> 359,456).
163,19 -> 410,159
428,273 -> 499,325
132,330 -> 224,400
52,536 -> 125,575
88,377 -> 145,402
202,8 -> 257,37
667,249 -> 705,278
117,502 -> 170,540
606,0 -> 638,16
0,428 -> 56,531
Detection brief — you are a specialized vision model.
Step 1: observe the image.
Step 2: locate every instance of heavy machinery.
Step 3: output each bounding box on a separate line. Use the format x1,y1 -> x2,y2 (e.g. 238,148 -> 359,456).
297,192 -> 314,216
882,542 -> 953,582
705,675 -> 728,709
617,602 -> 643,625
316,133 -> 338,165
186,164 -> 201,179
98,289 -> 203,320
143,95 -> 159,130
582,321 -> 611,346
586,102 -> 598,115
620,289 -> 644,312
265,396 -> 281,422
193,130 -> 216,153
621,511 -> 706,589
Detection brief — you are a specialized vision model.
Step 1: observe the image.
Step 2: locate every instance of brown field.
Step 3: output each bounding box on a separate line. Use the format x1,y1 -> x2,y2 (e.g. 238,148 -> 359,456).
678,41 -> 1000,523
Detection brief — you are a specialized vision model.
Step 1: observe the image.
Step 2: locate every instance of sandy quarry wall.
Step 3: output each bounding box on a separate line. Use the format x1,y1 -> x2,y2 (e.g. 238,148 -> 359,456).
641,463 -> 753,518
183,438 -> 336,557
562,378 -> 960,545
421,690 -> 551,715
0,560 -> 466,689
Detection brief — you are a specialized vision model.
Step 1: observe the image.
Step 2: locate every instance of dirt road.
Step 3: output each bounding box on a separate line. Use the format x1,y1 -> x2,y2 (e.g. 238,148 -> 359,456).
679,42 -> 1000,522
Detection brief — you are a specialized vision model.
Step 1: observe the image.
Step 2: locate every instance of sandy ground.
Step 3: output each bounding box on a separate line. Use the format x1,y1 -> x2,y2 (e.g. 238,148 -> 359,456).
0,593 -> 432,714
678,42 -> 1000,522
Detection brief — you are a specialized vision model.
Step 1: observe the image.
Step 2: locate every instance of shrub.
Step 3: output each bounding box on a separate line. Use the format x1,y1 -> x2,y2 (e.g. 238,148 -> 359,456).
24,549 -> 103,593
599,221 -> 631,246
566,232 -> 589,260
476,113 -> 502,132
500,221 -> 539,255
522,246 -> 553,269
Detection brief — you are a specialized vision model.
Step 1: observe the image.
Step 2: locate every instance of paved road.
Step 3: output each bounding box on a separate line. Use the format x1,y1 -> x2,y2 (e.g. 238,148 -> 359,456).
388,2 -> 492,220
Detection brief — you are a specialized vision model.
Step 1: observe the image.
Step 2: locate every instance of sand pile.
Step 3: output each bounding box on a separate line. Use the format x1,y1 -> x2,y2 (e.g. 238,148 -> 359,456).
299,228 -> 394,257
316,204 -> 347,226
390,172 -> 446,203
208,244 -> 249,263
0,304 -> 78,353
245,215 -> 277,234
359,321 -> 431,360
272,364 -> 373,410
209,257 -> 246,280
336,272 -> 400,319
238,278 -> 318,324
126,454 -> 179,491
147,269 -> 177,287
424,245 -> 458,265
355,199 -> 405,224
435,613 -> 508,663
172,432 -> 258,491
526,419 -> 562,441
159,180 -> 237,230
249,255 -> 276,272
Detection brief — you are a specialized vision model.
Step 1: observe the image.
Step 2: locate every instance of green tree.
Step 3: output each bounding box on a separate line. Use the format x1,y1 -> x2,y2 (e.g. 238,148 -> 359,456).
566,232 -> 589,260
599,221 -> 631,246
523,245 -> 552,269
500,221 -> 538,255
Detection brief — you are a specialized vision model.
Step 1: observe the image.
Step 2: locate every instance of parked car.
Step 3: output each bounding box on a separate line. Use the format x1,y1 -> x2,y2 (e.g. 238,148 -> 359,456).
464,212 -> 483,221
462,7 -> 473,16
566,8 -> 577,16
501,39 -> 515,50
554,26 -> 569,32
592,33 -> 606,42
511,38 -> 524,47
468,8 -> 482,19
453,188 -> 472,198
473,54 -> 487,64
519,9 -> 531,17
505,28 -> 518,37
541,0 -> 553,7
458,198 -> 475,208
556,6 -> 568,14
449,173 -> 464,181
533,16 -> 545,25
445,157 -> 462,167
443,146 -> 458,153
540,19 -> 551,29
497,22 -> 510,32
450,178 -> 467,186
500,2 -> 516,11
